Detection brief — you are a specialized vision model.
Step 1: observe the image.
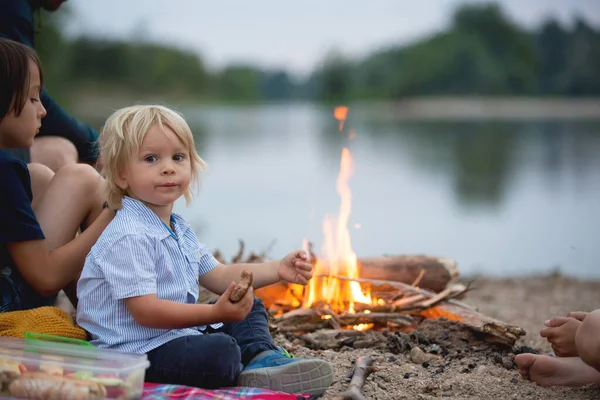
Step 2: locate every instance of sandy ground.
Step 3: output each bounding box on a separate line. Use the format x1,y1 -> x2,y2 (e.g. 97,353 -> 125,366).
273,274 -> 600,399
57,274 -> 600,398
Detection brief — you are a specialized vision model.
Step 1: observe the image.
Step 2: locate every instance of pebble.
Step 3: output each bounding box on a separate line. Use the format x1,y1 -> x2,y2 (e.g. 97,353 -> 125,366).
502,357 -> 515,370
511,377 -> 519,384
468,363 -> 476,369
429,344 -> 441,354
515,346 -> 537,355
404,373 -> 410,379
422,361 -> 430,368
410,347 -> 430,364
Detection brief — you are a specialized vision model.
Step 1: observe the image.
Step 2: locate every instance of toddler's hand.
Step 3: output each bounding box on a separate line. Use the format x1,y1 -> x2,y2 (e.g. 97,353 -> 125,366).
540,317 -> 581,357
213,282 -> 254,323
278,250 -> 313,285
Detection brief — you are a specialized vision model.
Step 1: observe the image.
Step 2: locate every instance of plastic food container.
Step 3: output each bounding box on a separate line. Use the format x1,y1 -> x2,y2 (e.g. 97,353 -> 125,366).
0,333 -> 149,399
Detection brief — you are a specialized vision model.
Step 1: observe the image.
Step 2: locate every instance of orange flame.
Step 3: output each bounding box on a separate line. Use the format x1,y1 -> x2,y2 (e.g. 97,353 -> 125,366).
303,107 -> 372,315
334,106 -> 348,131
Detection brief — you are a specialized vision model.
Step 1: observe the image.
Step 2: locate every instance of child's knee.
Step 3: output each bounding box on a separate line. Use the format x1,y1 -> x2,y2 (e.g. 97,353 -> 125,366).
576,310 -> 600,370
55,163 -> 101,192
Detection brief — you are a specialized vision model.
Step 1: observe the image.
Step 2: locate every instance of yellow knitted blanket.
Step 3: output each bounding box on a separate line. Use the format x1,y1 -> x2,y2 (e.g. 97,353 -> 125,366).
0,306 -> 88,340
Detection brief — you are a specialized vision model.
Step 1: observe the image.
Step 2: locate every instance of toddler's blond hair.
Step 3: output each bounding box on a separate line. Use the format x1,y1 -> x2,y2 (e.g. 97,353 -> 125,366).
100,105 -> 206,210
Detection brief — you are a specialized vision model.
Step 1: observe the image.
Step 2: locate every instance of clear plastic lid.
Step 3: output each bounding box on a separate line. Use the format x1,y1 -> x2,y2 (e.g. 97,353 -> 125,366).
0,336 -> 149,374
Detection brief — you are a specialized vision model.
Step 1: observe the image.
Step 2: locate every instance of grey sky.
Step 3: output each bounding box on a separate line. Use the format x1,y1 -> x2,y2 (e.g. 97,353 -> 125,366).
66,0 -> 600,75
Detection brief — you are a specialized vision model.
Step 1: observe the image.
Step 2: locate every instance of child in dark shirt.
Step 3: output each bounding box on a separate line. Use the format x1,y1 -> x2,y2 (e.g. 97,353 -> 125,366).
0,37 -> 113,312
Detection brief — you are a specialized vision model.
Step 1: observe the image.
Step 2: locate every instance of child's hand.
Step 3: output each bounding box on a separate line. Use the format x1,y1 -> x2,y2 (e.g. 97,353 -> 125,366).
278,250 -> 313,285
213,282 -> 254,322
540,317 -> 581,357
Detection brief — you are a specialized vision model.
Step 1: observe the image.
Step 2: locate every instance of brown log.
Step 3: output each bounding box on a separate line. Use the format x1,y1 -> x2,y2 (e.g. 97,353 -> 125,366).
254,255 -> 458,309
421,302 -> 526,346
358,255 -> 458,293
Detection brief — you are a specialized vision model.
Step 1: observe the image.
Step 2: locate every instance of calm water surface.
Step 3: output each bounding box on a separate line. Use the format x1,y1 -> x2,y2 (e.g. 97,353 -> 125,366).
170,103 -> 600,278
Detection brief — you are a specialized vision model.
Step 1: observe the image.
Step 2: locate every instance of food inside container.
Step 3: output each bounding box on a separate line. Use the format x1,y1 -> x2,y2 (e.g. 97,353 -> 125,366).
0,334 -> 149,400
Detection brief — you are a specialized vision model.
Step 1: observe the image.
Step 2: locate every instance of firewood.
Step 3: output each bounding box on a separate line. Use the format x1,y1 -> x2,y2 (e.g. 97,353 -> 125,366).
316,275 -> 478,311
332,355 -> 377,400
422,302 -> 526,346
416,284 -> 467,309
254,254 -> 460,309
391,294 -> 426,309
358,255 -> 458,292
410,268 -> 425,287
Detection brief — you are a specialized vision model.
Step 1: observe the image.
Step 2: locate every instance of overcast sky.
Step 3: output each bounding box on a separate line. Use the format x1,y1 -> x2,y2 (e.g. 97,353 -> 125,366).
65,0 -> 600,75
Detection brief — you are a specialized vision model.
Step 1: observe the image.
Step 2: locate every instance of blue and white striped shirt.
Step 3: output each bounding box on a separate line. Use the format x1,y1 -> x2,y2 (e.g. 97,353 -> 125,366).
76,196 -> 221,354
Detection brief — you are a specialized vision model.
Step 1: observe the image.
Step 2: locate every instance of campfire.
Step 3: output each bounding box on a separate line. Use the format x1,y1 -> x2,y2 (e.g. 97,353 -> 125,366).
214,106 -> 525,348
205,107 -> 527,399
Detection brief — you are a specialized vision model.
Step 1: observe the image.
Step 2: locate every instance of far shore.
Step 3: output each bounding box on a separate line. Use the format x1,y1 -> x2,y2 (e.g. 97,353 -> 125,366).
69,94 -> 600,121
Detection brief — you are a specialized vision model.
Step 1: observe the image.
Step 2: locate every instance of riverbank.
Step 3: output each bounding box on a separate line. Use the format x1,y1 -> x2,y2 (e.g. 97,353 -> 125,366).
282,274 -> 600,399
69,95 -> 600,122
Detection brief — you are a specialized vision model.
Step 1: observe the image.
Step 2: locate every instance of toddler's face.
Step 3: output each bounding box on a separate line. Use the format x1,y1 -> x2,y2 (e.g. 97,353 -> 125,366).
118,124 -> 191,209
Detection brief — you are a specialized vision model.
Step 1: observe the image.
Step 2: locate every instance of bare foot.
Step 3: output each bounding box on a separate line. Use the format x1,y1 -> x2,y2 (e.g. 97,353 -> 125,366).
515,353 -> 600,387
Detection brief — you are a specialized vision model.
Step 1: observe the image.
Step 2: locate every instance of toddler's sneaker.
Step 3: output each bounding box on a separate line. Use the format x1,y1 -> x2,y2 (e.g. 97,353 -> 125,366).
237,348 -> 333,396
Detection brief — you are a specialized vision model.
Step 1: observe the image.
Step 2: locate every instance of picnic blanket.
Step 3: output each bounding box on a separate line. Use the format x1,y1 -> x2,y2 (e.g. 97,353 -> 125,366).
142,383 -> 317,400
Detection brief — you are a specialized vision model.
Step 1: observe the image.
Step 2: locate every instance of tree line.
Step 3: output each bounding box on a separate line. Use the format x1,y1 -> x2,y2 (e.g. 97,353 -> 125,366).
36,3 -> 600,103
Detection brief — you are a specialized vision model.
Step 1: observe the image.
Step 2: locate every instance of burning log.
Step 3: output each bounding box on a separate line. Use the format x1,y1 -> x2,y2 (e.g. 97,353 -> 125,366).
421,303 -> 526,346
274,306 -> 417,334
254,255 -> 460,310
332,355 -> 378,400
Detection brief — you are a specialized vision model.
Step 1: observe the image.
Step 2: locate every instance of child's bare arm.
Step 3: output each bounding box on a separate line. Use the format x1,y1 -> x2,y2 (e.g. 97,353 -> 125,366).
199,250 -> 312,295
7,209 -> 113,297
125,295 -> 219,329
125,282 -> 254,329
199,261 -> 280,295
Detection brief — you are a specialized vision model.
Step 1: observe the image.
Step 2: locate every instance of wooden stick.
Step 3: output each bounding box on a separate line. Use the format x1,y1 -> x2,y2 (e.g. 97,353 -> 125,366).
410,268 -> 425,287
320,309 -> 342,330
338,312 -> 415,324
332,355 -> 377,400
313,274 -> 478,311
391,294 -> 426,309
417,286 -> 460,308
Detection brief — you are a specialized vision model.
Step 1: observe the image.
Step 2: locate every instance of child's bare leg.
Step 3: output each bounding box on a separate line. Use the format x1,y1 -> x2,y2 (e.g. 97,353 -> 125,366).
27,163 -> 55,210
30,136 -> 78,173
33,164 -> 103,250
576,309 -> 600,371
32,164 -> 104,306
514,354 -> 600,387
